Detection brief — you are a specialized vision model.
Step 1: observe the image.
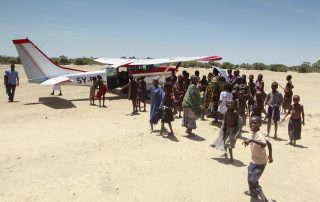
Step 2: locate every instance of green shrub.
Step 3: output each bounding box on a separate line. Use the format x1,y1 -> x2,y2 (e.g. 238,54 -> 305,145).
252,63 -> 267,70
268,64 -> 287,72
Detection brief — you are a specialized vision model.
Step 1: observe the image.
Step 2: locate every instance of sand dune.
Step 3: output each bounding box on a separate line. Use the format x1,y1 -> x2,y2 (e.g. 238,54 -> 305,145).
0,64 -> 319,202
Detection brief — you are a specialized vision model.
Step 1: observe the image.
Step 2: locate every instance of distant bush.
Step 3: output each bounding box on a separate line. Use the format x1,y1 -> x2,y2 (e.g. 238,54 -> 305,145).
59,55 -> 71,65
268,64 -> 287,72
74,58 -> 87,65
51,57 -> 60,65
252,63 -> 267,70
209,61 -> 221,67
221,62 -> 234,69
239,63 -> 253,70
0,55 -> 21,64
73,57 -> 100,65
295,62 -> 311,73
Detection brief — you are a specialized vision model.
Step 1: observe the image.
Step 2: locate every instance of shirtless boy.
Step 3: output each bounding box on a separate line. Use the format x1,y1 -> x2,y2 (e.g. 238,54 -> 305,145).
222,100 -> 242,162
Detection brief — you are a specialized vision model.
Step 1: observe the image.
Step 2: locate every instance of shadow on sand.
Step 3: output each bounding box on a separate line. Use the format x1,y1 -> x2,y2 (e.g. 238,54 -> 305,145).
268,136 -> 287,141
285,143 -> 308,149
162,134 -> 179,142
294,144 -> 308,149
150,129 -> 179,142
184,134 -> 206,141
211,157 -> 247,167
249,197 -> 277,202
24,97 -> 76,109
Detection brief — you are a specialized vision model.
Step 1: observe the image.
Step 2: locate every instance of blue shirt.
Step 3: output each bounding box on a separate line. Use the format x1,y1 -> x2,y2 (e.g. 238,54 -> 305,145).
6,70 -> 19,85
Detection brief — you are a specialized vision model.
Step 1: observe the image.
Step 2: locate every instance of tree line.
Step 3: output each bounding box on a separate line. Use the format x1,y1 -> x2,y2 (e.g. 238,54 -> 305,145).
0,55 -> 101,66
1,55 -> 319,73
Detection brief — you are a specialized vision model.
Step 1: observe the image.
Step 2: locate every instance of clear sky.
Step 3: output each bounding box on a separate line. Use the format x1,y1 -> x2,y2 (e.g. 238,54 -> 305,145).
0,0 -> 319,66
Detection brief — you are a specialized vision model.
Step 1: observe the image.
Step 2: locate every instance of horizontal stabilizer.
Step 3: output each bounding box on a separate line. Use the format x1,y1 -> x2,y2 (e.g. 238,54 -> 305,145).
40,76 -> 72,85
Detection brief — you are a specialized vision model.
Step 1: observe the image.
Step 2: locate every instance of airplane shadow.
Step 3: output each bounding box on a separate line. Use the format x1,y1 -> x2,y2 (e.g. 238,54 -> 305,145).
211,157 -> 247,167
24,97 -> 76,109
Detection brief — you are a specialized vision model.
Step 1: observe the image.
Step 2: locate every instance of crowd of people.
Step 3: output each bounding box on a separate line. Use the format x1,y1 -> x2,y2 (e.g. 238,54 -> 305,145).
119,67 -> 304,147
122,67 -> 305,202
3,64 -> 306,202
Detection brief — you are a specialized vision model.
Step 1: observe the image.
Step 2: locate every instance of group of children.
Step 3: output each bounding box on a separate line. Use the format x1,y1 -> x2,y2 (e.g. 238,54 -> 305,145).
116,68 -> 305,201
126,68 -> 305,149
89,75 -> 107,107
143,68 -> 304,202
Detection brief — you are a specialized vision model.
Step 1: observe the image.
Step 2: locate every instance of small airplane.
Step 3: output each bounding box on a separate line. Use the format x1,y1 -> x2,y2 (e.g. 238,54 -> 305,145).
13,38 -> 222,95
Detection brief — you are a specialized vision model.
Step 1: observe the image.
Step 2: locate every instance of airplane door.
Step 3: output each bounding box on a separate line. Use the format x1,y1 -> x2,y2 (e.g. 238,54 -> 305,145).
106,67 -> 118,89
117,66 -> 129,87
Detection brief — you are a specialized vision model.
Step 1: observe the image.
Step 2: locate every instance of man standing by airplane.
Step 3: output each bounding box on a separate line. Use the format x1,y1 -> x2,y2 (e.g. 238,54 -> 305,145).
5,64 -> 19,102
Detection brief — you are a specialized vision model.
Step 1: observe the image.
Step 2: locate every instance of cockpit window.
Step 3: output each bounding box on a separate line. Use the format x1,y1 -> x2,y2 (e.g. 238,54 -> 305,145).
129,64 -> 161,73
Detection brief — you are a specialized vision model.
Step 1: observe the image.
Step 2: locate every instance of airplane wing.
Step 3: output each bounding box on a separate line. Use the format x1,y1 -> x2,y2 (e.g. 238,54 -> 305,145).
40,76 -> 72,85
94,58 -> 135,67
95,56 -> 222,67
129,56 -> 222,65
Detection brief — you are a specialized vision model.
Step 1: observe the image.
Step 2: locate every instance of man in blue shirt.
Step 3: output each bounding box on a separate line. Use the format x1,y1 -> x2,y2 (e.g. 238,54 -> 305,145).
5,64 -> 19,102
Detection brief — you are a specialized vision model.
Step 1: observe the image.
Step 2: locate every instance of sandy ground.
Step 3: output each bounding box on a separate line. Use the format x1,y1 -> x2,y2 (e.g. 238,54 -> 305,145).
0,64 -> 319,202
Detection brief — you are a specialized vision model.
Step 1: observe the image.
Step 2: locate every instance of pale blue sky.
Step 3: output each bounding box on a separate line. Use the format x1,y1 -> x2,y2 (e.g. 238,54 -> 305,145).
0,0 -> 319,66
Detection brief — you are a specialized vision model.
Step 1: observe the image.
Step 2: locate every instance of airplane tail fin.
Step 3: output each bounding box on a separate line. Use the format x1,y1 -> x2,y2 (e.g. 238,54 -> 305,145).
12,38 -> 85,83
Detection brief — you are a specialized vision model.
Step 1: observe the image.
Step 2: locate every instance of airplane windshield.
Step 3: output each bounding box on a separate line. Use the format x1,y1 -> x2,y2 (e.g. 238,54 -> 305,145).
129,64 -> 161,73
106,67 -> 117,76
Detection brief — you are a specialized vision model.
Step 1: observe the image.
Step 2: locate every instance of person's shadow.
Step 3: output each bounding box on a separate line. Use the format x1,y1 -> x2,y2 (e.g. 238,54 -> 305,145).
292,144 -> 308,149
184,133 -> 206,141
268,136 -> 287,141
151,129 -> 179,142
211,157 -> 246,167
250,197 -> 277,202
162,134 -> 179,142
